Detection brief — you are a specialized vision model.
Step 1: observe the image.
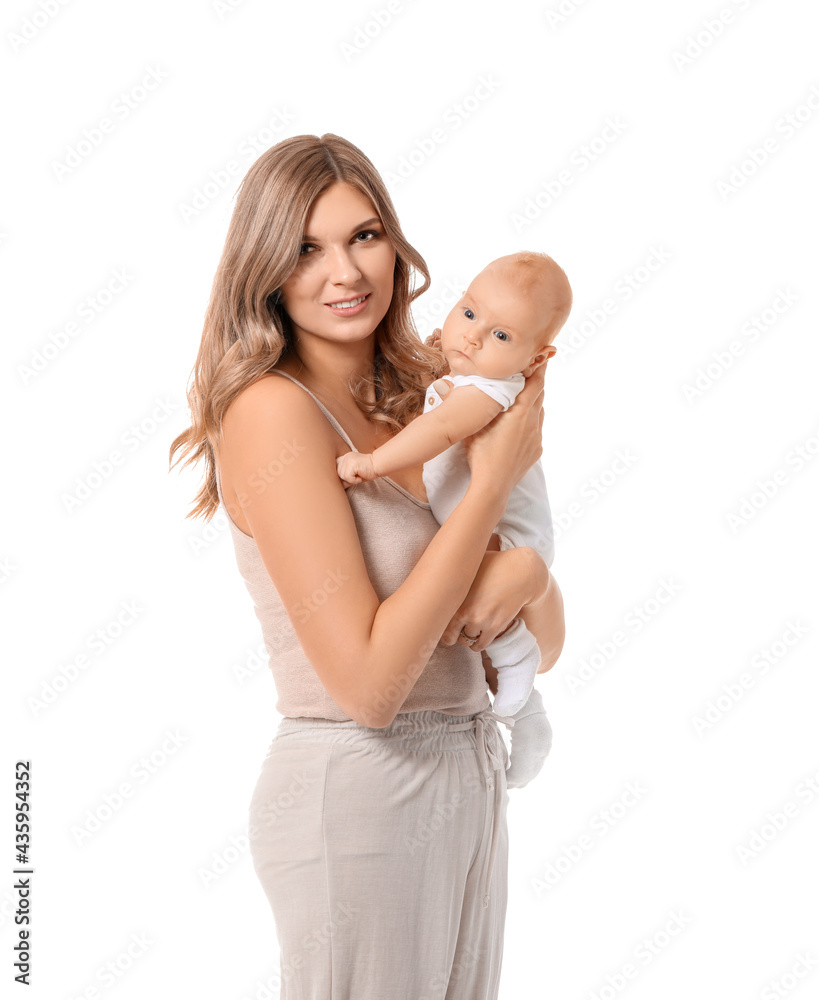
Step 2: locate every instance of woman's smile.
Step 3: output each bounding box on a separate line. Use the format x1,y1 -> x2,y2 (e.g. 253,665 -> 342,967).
325,292 -> 371,316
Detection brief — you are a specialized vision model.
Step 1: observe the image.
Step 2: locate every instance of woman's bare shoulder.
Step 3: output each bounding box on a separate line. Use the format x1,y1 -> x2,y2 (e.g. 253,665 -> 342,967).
219,372 -> 339,505
223,372 -> 330,440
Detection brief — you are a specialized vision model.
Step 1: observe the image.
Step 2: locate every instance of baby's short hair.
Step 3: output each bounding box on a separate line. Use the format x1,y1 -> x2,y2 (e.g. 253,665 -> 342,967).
488,251 -> 573,349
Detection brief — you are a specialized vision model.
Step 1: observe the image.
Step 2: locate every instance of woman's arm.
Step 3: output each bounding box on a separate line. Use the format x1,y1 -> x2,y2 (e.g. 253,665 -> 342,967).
439,545 -> 539,648
448,544 -> 564,680
219,374 -> 538,729
485,546 -> 564,673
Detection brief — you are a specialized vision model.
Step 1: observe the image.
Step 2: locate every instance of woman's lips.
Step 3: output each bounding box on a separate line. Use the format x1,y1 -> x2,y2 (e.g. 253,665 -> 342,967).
325,293 -> 370,317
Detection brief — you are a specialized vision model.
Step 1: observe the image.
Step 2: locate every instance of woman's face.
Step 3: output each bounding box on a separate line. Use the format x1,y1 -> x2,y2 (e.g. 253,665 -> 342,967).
278,181 -> 396,350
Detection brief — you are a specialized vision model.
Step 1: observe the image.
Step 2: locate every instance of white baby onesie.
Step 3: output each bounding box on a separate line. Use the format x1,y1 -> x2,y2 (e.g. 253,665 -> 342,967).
422,373 -> 555,569
421,372 -> 555,717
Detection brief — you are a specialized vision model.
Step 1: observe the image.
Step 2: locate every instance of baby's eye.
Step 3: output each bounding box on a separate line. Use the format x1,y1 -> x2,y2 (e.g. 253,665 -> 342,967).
464,308 -> 475,320
494,331 -> 510,343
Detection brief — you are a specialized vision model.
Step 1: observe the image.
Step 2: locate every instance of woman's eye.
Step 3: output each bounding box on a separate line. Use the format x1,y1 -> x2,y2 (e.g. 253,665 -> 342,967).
299,230 -> 379,256
464,308 -> 475,320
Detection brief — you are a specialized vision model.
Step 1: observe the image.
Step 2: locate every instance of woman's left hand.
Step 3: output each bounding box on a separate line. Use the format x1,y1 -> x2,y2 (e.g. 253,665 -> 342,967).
439,547 -> 536,652
424,328 -> 449,374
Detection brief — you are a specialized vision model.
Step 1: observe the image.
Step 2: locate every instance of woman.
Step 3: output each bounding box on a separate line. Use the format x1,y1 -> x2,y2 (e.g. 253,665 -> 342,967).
169,133 -> 564,998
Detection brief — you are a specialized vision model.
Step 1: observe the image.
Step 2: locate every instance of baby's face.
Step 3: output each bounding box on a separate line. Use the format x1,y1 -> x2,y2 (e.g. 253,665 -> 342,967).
440,269 -> 549,380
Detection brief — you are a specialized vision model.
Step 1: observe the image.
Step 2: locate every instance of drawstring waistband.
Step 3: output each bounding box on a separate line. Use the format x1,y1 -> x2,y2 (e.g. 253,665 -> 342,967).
282,706 -> 517,909
446,707 -> 516,907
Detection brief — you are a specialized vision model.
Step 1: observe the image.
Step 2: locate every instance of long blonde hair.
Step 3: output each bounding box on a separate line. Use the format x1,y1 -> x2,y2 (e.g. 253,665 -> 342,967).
168,133 -> 447,521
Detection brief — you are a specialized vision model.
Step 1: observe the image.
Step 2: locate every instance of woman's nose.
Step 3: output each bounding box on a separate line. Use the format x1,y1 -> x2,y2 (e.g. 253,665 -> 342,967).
327,246 -> 362,284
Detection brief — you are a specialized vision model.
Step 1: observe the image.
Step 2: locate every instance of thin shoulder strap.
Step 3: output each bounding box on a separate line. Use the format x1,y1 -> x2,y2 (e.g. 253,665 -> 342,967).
268,370 -> 357,452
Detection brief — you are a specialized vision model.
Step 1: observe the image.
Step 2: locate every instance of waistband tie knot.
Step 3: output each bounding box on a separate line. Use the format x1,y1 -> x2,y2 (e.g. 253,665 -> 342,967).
447,707 -> 516,907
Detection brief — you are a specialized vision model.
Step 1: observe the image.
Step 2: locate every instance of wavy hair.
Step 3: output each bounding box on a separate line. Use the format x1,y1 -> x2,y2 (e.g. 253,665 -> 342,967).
168,133 -> 448,521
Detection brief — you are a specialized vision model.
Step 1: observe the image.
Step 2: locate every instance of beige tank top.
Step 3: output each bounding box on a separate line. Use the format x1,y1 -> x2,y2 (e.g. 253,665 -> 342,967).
214,369 -> 491,722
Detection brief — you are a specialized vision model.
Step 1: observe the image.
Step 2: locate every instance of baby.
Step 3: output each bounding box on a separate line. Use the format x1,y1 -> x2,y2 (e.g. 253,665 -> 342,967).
337,251 -> 572,783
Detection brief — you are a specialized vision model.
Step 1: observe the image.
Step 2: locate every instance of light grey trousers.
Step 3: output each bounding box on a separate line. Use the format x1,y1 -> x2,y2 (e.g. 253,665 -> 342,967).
247,707 -> 511,999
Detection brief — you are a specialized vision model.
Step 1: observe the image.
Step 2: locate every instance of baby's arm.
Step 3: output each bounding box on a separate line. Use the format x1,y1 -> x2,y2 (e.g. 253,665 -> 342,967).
336,382 -> 503,485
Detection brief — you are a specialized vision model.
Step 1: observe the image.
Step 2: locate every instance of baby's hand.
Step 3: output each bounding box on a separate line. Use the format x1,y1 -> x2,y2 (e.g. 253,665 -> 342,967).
336,451 -> 377,487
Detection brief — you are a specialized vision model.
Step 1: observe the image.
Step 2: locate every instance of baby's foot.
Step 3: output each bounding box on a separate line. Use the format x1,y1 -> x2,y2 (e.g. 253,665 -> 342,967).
488,619 -> 540,716
505,687 -> 553,789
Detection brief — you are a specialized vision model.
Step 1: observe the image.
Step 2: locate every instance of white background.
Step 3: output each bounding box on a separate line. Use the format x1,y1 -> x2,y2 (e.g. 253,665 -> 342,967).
4,1 -> 818,998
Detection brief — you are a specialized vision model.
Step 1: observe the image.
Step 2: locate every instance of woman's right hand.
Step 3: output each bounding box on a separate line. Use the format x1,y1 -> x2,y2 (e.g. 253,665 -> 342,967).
462,364 -> 547,496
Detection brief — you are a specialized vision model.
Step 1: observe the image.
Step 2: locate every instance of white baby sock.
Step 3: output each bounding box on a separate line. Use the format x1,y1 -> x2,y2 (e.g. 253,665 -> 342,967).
504,687 -> 553,789
487,618 -> 541,717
